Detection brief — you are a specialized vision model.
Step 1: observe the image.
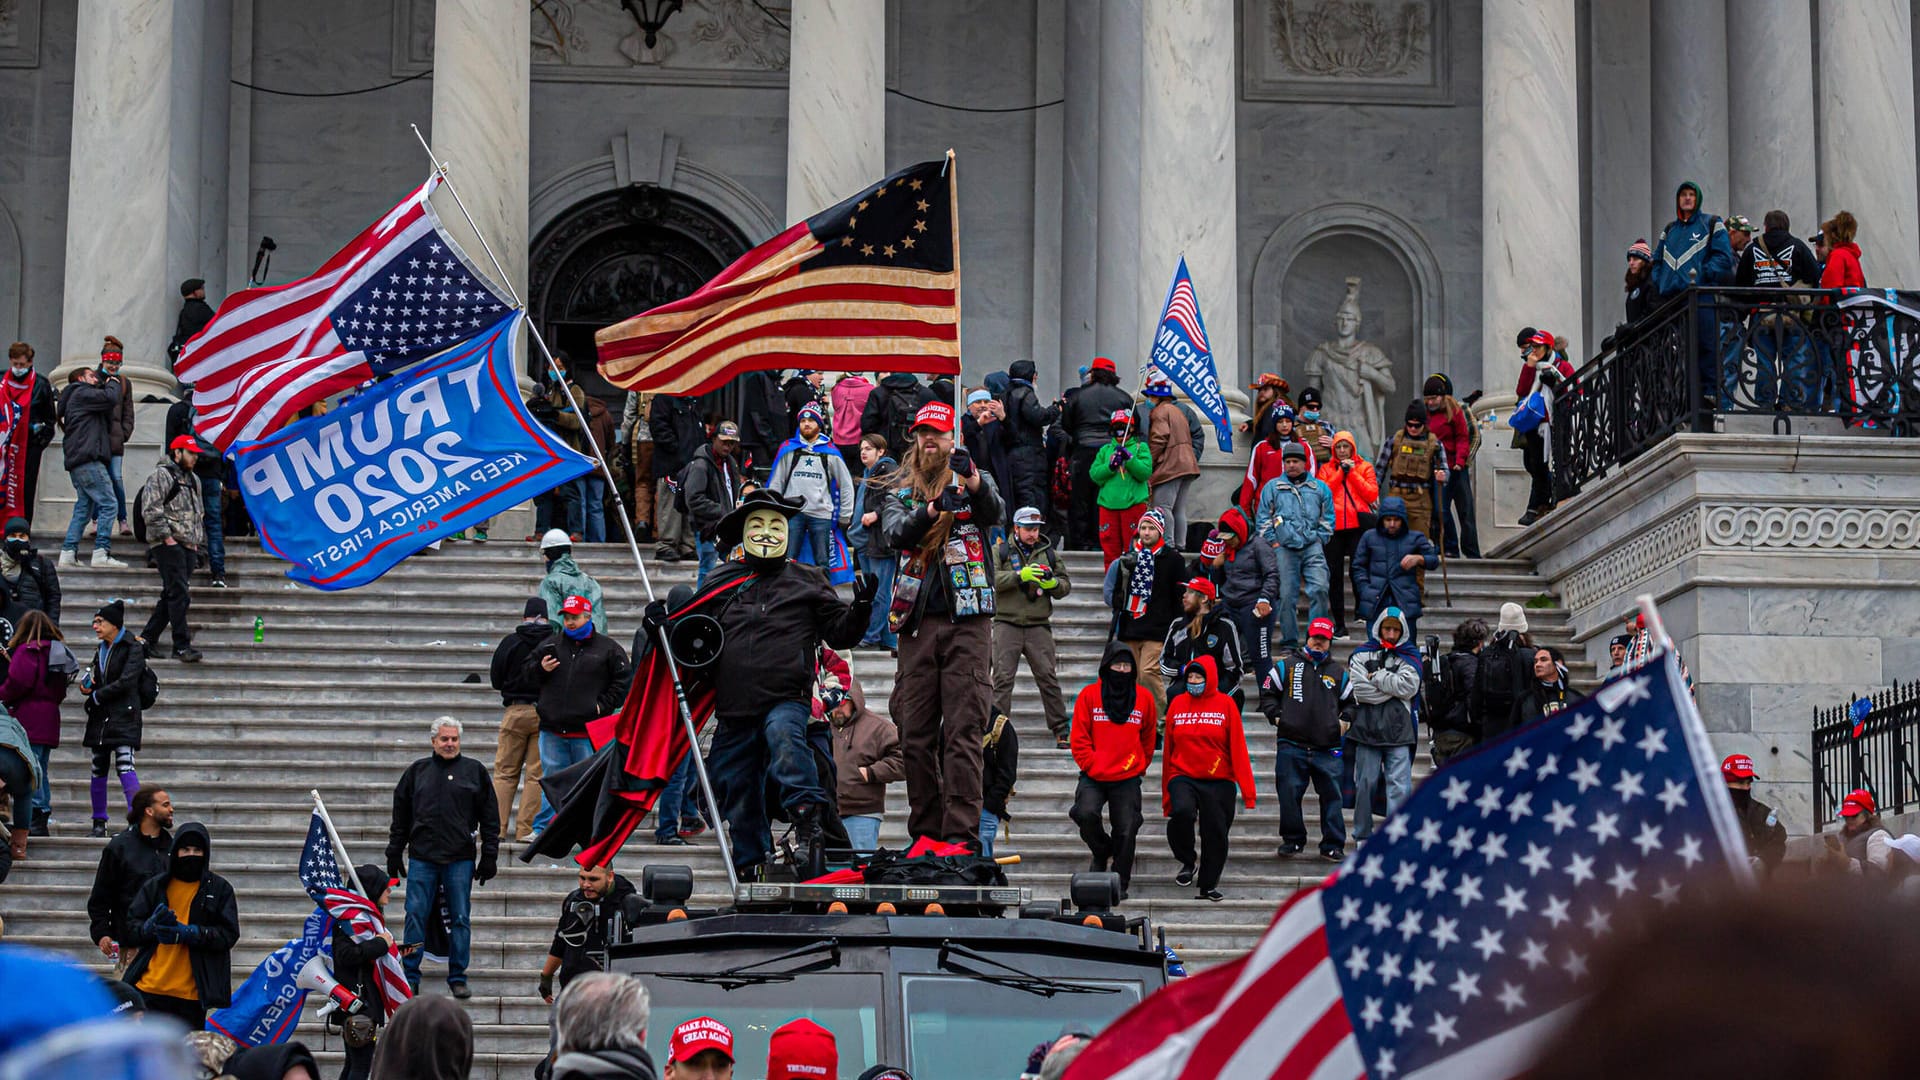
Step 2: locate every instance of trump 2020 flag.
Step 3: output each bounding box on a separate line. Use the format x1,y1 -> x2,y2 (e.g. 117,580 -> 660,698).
1066,649 -> 1747,1080
207,906 -> 330,1046
1148,258 -> 1233,452
233,310 -> 593,590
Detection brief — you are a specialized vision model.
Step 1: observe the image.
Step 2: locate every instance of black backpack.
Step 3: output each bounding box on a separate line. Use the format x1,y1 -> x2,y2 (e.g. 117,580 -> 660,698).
137,664 -> 159,711
1475,640 -> 1521,720
130,474 -> 183,546
882,386 -> 919,457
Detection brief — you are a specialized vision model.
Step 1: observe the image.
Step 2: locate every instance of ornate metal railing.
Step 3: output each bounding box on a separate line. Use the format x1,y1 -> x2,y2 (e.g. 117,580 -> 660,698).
1811,679 -> 1920,831
1548,286 -> 1920,498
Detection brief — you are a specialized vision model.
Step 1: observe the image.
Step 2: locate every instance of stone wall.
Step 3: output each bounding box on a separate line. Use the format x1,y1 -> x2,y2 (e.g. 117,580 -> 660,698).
1493,433 -> 1920,834
0,1 -> 76,362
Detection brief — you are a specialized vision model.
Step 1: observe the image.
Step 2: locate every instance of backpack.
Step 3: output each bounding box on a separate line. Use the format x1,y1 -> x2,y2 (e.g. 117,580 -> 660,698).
1475,639 -> 1521,720
137,663 -> 159,710
668,459 -> 693,518
881,386 -> 919,457
131,474 -> 183,545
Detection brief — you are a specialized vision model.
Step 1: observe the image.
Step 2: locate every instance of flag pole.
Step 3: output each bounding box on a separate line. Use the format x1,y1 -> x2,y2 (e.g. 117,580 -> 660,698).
409,125 -> 734,892
311,790 -> 366,898
945,149 -> 963,437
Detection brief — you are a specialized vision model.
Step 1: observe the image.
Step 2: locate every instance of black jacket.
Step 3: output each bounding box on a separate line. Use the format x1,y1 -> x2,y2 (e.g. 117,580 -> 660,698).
1261,647 -> 1349,749
1512,679 -> 1583,731
681,443 -> 743,538
961,413 -> 1015,512
647,395 -> 706,477
57,379 -> 120,470
873,472 -> 1006,634
169,297 -> 215,362
551,1048 -> 659,1080
783,375 -> 822,428
1,546 -> 60,623
1112,544 -> 1187,642
83,633 -> 146,749
87,825 -> 172,942
549,874 -> 641,988
330,907 -> 396,1029
490,621 -> 549,706
121,825 -> 241,1008
735,371 -> 789,470
1471,633 -> 1532,743
1428,649 -> 1481,738
1159,609 -> 1246,694
1737,228 -> 1822,289
1064,381 -> 1133,450
1192,541 -> 1279,615
386,753 -> 500,867
526,628 -> 632,735
861,373 -> 934,459
1003,368 -> 1057,453
703,560 -> 869,724
983,714 -> 1018,819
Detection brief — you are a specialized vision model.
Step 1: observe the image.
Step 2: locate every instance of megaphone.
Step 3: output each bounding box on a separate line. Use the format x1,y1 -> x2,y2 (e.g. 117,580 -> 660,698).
296,955 -> 365,1016
665,612 -> 724,670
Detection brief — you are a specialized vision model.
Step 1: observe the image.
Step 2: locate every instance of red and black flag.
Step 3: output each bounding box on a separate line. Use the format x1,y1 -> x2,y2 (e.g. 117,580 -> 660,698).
595,156 -> 960,394
521,574 -> 751,868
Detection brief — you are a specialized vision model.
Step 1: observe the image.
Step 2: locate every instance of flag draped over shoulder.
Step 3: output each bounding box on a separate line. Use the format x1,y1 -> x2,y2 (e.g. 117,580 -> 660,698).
297,813 -> 410,1020
176,175 -> 514,450
1067,651 -> 1747,1080
596,157 -> 960,394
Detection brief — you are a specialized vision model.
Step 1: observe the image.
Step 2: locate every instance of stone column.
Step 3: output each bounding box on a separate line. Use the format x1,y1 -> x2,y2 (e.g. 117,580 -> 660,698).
1819,0 -> 1920,287
1483,0 -> 1583,366
57,0 -> 175,395
430,0 -> 530,300
1057,0 -> 1100,389
784,0 -> 885,222
1136,0 -> 1238,385
1093,0 -> 1141,371
1649,0 -> 1729,217
1728,0 -> 1816,226
1586,0 -> 1650,351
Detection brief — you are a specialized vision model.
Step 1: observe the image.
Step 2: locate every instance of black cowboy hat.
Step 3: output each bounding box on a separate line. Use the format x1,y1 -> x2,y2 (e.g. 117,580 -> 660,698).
715,488 -> 806,554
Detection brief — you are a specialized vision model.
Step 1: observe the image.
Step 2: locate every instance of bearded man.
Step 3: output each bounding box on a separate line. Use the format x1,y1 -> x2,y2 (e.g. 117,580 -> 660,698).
877,400 -> 1006,849
698,488 -> 874,878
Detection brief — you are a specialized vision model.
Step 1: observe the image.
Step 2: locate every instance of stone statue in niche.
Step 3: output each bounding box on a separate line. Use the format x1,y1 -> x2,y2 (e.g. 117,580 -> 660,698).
1304,276 -> 1395,457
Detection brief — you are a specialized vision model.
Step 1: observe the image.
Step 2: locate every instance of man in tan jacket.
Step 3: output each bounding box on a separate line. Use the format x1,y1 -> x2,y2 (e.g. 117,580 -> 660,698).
825,679 -> 903,851
1142,376 -> 1200,544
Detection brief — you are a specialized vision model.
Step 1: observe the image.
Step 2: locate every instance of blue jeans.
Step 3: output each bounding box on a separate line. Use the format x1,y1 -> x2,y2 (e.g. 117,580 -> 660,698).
1438,469 -> 1480,559
108,455 -> 126,525
695,538 -> 719,587
856,551 -> 897,646
581,475 -> 607,543
798,514 -> 833,565
200,472 -> 225,576
979,809 -> 999,858
842,814 -> 883,850
402,856 -> 473,987
1274,543 -> 1330,648
1275,740 -> 1346,855
1350,744 -> 1412,840
533,732 -> 596,834
30,744 -> 50,820
706,701 -> 825,872
654,755 -> 699,842
62,461 -> 117,554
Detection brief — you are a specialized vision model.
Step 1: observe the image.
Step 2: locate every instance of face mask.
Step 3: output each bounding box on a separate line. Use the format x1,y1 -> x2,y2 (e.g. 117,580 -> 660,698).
171,854 -> 207,882
563,621 -> 592,641
1185,680 -> 1206,698
741,508 -> 791,573
4,538 -> 27,560
1305,647 -> 1328,663
8,365 -> 26,378
1302,410 -> 1320,421
1730,787 -> 1752,812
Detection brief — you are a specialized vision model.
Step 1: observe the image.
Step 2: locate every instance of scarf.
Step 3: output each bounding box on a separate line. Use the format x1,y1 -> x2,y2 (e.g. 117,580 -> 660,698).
1126,540 -> 1161,618
0,372 -> 32,520
1099,650 -> 1138,726
563,622 -> 592,641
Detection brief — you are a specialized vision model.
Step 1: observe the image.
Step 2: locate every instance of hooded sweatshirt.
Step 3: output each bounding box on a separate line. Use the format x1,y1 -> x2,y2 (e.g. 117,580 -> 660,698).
541,554 -> 606,635
372,995 -> 475,1080
830,375 -> 874,446
769,429 -> 856,524
1203,507 -> 1279,612
122,821 -> 240,1008
1652,180 -> 1734,295
1160,655 -> 1257,814
1347,607 -> 1422,748
1821,241 -> 1865,290
1737,227 -> 1821,289
1071,641 -> 1158,782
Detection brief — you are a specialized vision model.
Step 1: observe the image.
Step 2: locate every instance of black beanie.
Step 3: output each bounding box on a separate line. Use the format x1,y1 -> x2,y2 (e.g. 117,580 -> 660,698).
354,863 -> 391,895
95,599 -> 124,628
3,516 -> 26,536
1406,400 -> 1430,423
523,596 -> 548,619
1515,326 -> 1539,348
1423,374 -> 1451,397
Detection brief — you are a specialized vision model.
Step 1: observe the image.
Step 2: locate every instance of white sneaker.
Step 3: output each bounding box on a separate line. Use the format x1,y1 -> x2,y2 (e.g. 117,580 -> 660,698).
57,550 -> 77,567
90,551 -> 127,569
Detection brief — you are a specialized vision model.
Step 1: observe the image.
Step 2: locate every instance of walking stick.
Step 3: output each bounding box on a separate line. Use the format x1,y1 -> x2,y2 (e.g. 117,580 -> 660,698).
1433,477 -> 1453,605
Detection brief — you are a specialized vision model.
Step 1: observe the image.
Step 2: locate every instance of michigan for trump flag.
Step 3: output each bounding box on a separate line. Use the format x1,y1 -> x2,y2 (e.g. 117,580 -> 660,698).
1148,258 -> 1233,453
596,157 -> 959,393
1066,650 -> 1748,1080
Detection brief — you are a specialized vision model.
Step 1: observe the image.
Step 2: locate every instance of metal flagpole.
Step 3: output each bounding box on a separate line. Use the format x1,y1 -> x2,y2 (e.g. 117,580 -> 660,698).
408,124 -> 738,893
311,790 -> 366,898
944,149 -> 963,435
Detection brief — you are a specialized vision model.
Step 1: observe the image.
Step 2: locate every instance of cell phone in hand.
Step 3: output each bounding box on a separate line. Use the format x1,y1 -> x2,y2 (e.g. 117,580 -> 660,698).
399,942 -> 424,956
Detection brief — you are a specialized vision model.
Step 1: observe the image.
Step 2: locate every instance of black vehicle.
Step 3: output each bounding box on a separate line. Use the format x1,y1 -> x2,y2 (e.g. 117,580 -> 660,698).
603,869 -> 1168,1080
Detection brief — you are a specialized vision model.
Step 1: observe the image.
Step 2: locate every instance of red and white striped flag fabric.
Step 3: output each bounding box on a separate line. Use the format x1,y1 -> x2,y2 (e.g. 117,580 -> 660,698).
316,886 -> 412,1020
175,175 -> 513,450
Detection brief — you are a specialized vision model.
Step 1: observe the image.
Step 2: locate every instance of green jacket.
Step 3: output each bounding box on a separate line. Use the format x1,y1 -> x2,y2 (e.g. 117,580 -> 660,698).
992,535 -> 1072,626
539,555 -> 606,634
1089,436 -> 1152,510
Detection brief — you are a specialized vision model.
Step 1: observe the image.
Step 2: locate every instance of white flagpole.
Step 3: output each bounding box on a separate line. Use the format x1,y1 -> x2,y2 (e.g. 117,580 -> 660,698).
407,124 -> 736,892
311,790 -> 366,897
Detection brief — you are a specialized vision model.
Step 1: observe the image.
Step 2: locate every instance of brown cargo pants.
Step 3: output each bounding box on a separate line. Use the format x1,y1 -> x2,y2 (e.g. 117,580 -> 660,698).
892,614 -> 993,846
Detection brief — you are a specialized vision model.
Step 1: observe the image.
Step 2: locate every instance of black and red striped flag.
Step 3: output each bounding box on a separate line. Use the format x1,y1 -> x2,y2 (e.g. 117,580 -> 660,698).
595,157 -> 960,393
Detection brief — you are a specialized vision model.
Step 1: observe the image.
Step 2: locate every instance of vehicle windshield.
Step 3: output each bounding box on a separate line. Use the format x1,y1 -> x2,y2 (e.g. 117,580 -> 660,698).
902,973 -> 1145,1080
640,974 -> 883,1075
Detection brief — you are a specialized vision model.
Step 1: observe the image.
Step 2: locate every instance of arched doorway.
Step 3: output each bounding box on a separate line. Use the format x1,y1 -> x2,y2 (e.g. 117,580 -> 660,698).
528,185 -> 751,414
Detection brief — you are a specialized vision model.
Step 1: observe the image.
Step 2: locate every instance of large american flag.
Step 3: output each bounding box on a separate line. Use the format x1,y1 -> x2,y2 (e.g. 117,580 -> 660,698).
1066,651 -> 1746,1080
299,811 -> 410,1019
176,175 -> 513,450
595,156 -> 960,394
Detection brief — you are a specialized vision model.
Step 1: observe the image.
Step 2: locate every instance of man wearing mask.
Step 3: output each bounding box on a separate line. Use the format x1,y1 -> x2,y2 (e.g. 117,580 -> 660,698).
1261,618 -> 1350,862
1721,754 -> 1786,876
683,422 -> 745,586
991,506 -> 1072,746
87,787 -> 174,974
540,864 -> 640,1003
1161,657 -> 1256,902
121,821 -> 240,1030
527,596 -> 631,838
1255,443 -> 1335,652
163,388 -> 226,587
137,436 -> 207,662
386,717 -> 499,998
1062,357 -> 1132,551
538,530 -> 604,635
0,342 -> 55,524
1292,387 -> 1335,462
0,516 -> 60,622
1069,643 -> 1157,897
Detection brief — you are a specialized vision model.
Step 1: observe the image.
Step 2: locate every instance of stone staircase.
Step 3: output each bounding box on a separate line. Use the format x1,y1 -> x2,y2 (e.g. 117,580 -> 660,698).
0,539 -> 1581,1077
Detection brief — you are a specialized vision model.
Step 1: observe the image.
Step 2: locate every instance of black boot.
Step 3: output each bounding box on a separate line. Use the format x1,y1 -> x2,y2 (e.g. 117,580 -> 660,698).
89,818 -> 107,838
794,804 -> 827,880
29,809 -> 48,837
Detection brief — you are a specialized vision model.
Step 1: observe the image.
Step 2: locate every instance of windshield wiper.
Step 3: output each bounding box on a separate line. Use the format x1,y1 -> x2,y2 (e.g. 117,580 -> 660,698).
655,939 -> 842,991
937,942 -> 1121,999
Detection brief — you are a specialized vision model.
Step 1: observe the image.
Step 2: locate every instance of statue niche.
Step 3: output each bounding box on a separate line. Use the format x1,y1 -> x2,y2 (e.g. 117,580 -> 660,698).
1304,276 -> 1396,457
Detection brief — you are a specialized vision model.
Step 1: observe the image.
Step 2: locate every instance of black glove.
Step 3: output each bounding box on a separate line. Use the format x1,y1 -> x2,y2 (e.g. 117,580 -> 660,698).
1340,460 -> 1353,471
852,571 -> 879,605
933,487 -> 970,514
948,447 -> 975,477
387,857 -> 403,884
642,599 -> 670,638
539,972 -> 556,1002
477,852 -> 498,885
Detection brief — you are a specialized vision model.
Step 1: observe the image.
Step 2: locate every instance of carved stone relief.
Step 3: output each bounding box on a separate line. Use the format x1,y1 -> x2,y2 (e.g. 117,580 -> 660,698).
1240,0 -> 1448,104
0,0 -> 40,68
397,0 -> 790,87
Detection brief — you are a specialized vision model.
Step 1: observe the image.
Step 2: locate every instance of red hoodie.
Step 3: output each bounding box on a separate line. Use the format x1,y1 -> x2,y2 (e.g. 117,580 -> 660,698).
1160,655 -> 1257,814
1071,644 -> 1158,781
1821,241 -> 1864,290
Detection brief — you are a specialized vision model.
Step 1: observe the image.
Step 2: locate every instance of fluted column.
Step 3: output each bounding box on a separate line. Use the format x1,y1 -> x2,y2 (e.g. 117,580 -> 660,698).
1093,0 -> 1141,372
1818,0 -> 1920,287
430,0 -> 530,299
57,0 -> 175,395
1483,0 -> 1582,365
1058,0 -> 1100,388
1728,0 -> 1816,226
784,0 -> 885,222
1649,0 -> 1729,217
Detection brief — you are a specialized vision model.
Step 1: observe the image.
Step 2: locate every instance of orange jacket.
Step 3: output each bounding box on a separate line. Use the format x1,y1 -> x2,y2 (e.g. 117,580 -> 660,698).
1316,431 -> 1380,532
1160,655 -> 1257,814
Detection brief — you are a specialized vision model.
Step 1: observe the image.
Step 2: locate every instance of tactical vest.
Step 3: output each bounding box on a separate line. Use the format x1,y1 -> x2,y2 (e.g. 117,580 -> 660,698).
1294,419 -> 1331,452
1387,431 -> 1439,488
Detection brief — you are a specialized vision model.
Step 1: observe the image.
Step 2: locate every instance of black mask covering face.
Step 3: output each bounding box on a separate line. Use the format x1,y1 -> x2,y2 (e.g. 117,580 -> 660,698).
1729,787 -> 1752,813
1099,646 -> 1138,725
171,853 -> 208,882
3,538 -> 27,560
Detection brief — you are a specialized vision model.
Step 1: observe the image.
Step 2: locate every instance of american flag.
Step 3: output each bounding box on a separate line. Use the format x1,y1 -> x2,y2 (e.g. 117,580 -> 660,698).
299,811 -> 411,1019
1166,276 -> 1210,353
176,175 -> 513,450
1066,651 -> 1746,1080
595,156 -> 959,394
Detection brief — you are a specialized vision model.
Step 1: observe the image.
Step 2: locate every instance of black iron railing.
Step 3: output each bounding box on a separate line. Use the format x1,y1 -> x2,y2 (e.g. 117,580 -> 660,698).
1548,286 -> 1920,498
1811,679 -> 1920,831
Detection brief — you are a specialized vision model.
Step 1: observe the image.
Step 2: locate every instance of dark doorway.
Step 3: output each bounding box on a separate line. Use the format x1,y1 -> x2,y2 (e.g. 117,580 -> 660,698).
528,185 -> 753,422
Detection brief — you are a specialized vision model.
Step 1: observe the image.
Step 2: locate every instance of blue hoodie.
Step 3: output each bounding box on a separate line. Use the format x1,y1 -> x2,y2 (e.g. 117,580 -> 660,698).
1349,495 -> 1439,620
1651,179 -> 1735,296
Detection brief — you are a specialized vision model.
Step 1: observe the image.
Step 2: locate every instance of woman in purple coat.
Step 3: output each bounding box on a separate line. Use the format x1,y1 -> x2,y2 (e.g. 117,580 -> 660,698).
1,609 -> 71,834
